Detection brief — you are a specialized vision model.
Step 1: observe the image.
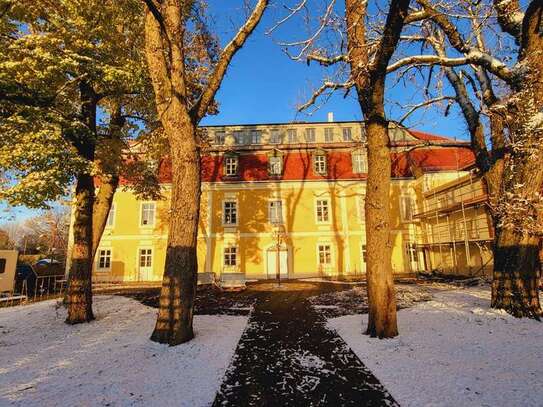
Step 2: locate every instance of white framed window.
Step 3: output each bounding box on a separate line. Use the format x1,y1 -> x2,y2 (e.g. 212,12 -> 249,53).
359,127 -> 366,142
224,156 -> 239,176
140,202 -> 155,227
305,128 -> 316,142
287,129 -> 298,143
223,201 -> 238,225
215,131 -> 225,145
251,130 -> 261,144
324,128 -> 334,142
224,246 -> 237,266
342,127 -> 352,141
139,248 -> 152,268
106,203 -> 115,228
316,199 -> 330,223
352,152 -> 368,173
313,154 -> 327,175
97,249 -> 112,271
318,244 -> 332,265
361,244 -> 367,263
358,194 -> 366,222
400,196 -> 414,222
268,200 -> 283,224
406,243 -> 417,263
233,130 -> 244,144
268,156 -> 283,176
270,130 -> 281,144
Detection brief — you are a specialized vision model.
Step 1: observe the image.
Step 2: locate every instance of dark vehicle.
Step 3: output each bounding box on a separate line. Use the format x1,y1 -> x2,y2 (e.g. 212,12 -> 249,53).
14,264 -> 37,296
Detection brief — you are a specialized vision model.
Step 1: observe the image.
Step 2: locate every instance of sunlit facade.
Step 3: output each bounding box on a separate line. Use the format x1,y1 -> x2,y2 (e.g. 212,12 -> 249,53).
77,120 -> 492,283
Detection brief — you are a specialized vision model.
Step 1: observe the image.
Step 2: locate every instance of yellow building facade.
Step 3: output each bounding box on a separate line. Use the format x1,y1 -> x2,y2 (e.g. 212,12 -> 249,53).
86,121 -> 491,283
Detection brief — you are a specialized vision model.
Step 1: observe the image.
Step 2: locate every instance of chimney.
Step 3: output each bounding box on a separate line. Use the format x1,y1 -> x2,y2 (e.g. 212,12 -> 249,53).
327,112 -> 334,122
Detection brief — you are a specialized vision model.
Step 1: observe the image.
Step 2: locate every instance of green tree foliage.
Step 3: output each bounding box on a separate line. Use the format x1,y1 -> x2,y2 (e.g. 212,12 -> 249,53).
0,0 -> 153,208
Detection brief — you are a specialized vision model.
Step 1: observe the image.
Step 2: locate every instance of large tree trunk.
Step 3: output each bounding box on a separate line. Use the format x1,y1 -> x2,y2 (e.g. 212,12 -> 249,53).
364,118 -> 398,337
345,0 -> 408,338
66,172 -> 95,323
66,81 -> 96,324
491,228 -> 541,318
490,0 -> 543,318
150,119 -> 201,345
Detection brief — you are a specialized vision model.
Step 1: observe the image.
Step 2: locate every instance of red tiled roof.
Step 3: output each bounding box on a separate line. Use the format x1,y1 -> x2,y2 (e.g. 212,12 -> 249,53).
153,146 -> 476,183
408,130 -> 453,142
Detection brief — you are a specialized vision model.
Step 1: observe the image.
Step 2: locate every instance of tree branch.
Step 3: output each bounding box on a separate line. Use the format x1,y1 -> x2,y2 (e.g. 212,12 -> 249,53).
416,0 -> 515,84
398,95 -> 456,124
297,80 -> 354,112
493,0 -> 524,42
191,0 -> 269,122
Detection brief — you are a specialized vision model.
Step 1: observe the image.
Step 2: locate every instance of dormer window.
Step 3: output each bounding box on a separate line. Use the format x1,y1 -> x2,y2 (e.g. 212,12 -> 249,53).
342,127 -> 352,141
352,150 -> 367,173
324,128 -> 334,142
287,129 -> 298,143
313,150 -> 327,175
251,130 -> 261,144
234,130 -> 244,145
268,149 -> 283,176
305,128 -> 316,143
215,131 -> 225,145
270,130 -> 281,144
224,155 -> 239,177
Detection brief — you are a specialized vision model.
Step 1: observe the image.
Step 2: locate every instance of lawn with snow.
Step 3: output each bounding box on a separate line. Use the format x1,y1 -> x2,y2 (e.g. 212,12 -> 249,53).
0,295 -> 248,407
329,287 -> 543,407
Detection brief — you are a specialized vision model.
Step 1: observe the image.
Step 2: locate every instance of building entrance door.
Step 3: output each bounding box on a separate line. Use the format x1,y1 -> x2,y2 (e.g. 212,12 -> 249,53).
267,249 -> 288,279
138,248 -> 153,281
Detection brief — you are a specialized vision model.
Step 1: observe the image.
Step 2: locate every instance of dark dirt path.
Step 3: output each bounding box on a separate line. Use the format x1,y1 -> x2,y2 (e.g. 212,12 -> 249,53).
212,283 -> 398,407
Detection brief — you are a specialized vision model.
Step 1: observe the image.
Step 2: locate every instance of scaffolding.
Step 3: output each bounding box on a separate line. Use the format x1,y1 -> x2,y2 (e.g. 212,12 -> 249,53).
413,171 -> 494,276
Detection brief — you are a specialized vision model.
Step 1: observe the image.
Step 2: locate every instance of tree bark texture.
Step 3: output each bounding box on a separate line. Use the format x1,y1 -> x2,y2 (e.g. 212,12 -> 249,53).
66,81 -> 96,324
150,118 -> 201,345
490,0 -> 543,318
364,119 -> 399,337
144,0 -> 268,345
92,104 -> 124,258
346,0 -> 410,338
66,173 -> 95,323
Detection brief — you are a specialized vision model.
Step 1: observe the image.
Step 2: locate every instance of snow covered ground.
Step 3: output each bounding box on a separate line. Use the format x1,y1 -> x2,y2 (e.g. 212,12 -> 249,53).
0,295 -> 248,407
328,287 -> 543,407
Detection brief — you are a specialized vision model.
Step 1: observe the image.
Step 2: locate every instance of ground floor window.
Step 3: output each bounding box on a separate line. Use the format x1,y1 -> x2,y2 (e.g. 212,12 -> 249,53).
98,249 -> 111,270
139,249 -> 152,268
224,247 -> 237,267
318,244 -> 332,265
361,244 -> 367,263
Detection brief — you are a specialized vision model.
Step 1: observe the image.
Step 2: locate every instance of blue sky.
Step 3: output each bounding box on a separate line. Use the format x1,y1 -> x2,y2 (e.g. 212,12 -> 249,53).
3,1 -> 478,224
200,1 -> 469,140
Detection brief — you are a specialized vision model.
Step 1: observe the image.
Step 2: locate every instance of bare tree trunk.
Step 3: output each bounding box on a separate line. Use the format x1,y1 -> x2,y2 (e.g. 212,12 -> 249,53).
364,118 -> 398,337
143,0 -> 268,345
151,119 -> 201,344
490,0 -> 543,318
66,173 -> 95,323
65,81 -> 97,324
345,0 -> 409,338
492,228 -> 541,318
92,104 -> 124,257
92,173 -> 119,258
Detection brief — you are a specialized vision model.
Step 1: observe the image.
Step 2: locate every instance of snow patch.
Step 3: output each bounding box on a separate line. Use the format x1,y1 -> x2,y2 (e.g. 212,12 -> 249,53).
0,295 -> 248,407
328,287 -> 543,407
